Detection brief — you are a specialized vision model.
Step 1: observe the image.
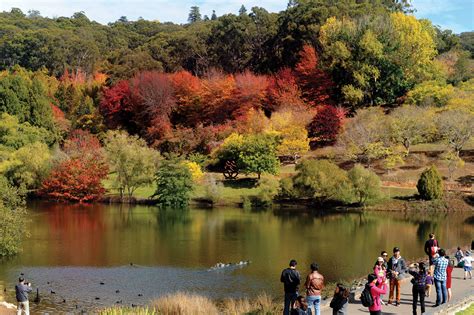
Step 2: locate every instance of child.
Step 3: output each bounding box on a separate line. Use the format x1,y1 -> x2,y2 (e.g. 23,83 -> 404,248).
409,262 -> 428,315
455,247 -> 464,265
460,251 -> 473,280
291,296 -> 312,315
425,273 -> 433,297
330,283 -> 349,315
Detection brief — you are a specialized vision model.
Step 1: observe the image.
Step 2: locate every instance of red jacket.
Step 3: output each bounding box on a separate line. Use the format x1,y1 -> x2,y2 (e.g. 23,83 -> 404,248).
369,282 -> 387,312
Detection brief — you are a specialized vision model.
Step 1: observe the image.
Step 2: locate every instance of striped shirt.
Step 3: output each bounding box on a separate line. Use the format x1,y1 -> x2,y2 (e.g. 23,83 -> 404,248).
433,256 -> 449,281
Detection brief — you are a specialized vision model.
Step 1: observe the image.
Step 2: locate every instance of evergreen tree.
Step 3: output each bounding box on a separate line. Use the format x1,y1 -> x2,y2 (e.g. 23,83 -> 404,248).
211,10 -> 217,20
239,5 -> 247,16
417,166 -> 443,200
188,6 -> 202,23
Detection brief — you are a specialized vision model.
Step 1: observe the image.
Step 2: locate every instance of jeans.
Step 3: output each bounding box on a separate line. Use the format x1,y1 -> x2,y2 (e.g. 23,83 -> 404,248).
284,292 -> 298,315
17,301 -> 29,315
389,278 -> 401,303
412,286 -> 425,315
307,295 -> 321,315
434,279 -> 447,305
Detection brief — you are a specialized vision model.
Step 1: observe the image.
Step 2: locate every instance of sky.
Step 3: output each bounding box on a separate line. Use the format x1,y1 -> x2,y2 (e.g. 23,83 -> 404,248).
0,0 -> 473,33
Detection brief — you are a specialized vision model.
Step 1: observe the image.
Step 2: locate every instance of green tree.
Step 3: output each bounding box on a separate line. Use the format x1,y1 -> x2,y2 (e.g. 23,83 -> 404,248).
105,130 -> 160,199
417,166 -> 443,200
292,159 -> 350,204
154,157 -> 193,208
0,113 -> 53,149
188,6 -> 202,23
0,142 -> 51,190
319,13 -> 437,109
347,164 -> 381,205
0,176 -> 28,257
389,106 -> 436,154
238,134 -> 280,179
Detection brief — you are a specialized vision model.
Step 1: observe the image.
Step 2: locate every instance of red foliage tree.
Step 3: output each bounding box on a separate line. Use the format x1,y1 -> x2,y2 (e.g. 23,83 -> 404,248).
100,80 -> 133,129
308,105 -> 346,145
39,130 -> 109,202
265,68 -> 304,113
294,45 -> 335,107
232,71 -> 268,118
199,73 -> 236,125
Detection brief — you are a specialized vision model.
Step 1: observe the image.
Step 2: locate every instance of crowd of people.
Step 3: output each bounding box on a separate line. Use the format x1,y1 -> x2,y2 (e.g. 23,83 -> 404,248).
280,233 -> 473,315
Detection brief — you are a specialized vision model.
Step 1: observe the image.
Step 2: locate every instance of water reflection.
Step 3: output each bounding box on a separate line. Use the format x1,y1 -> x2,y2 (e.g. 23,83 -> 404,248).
0,201 -> 471,313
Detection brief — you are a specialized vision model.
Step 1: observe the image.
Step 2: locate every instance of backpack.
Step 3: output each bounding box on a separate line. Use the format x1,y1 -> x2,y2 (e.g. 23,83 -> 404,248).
360,284 -> 374,307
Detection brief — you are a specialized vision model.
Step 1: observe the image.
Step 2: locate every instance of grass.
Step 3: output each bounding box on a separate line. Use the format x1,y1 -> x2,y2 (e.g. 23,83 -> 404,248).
456,303 -> 474,315
99,292 -> 281,315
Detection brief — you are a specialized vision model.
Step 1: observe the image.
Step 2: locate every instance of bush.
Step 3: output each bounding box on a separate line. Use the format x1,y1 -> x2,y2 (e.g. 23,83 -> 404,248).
278,177 -> 297,199
0,176 -> 28,257
347,164 -> 382,205
292,159 -> 350,204
154,157 -> 194,208
417,166 -> 443,200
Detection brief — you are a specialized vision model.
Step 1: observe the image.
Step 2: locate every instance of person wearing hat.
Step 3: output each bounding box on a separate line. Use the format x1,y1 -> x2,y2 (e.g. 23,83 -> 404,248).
387,247 -> 407,306
460,250 -> 473,280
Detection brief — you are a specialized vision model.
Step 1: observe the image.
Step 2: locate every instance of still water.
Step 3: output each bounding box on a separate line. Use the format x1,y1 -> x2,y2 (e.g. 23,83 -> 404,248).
0,201 -> 472,313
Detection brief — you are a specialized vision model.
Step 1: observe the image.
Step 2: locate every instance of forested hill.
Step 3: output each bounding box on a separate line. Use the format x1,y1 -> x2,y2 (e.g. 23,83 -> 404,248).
1,1 -> 472,80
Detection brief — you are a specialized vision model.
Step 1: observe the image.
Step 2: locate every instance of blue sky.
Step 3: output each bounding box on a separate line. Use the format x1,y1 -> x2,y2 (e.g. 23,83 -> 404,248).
1,0 -> 473,33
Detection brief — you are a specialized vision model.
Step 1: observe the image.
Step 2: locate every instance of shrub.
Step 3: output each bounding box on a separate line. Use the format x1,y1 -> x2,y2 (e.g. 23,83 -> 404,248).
278,177 -> 297,199
183,161 -> 204,182
347,164 -> 382,205
154,157 -> 194,208
292,159 -> 350,204
417,166 -> 443,200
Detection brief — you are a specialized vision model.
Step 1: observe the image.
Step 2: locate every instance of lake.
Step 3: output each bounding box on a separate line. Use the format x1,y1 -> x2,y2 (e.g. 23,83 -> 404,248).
0,201 -> 472,313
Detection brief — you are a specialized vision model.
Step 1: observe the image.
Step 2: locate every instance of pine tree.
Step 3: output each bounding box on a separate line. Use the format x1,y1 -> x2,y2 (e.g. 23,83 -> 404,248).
187,6 -> 202,23
211,10 -> 217,20
239,5 -> 247,16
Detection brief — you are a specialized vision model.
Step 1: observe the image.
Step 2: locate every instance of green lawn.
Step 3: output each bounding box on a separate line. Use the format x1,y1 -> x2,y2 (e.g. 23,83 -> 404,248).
456,303 -> 474,315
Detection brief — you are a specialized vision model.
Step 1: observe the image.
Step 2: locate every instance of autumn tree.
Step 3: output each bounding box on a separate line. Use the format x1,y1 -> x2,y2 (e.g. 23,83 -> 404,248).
265,68 -> 304,113
104,130 -> 160,199
308,105 -> 346,145
270,108 -> 311,163
39,130 -> 108,202
294,45 -> 334,107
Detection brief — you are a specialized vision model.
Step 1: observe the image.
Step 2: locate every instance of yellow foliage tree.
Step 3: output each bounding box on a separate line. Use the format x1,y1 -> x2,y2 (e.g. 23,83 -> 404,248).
183,161 -> 204,182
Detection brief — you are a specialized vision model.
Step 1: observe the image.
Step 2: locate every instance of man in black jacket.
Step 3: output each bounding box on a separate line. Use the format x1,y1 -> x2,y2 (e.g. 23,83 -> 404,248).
281,259 -> 301,315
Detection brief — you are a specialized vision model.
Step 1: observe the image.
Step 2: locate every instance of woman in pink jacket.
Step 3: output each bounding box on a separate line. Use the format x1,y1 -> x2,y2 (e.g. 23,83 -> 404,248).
368,273 -> 387,315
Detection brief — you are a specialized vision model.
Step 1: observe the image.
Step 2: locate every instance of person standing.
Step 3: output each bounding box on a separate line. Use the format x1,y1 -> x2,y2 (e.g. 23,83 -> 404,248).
374,257 -> 387,304
455,247 -> 464,265
432,248 -> 449,307
15,277 -> 32,315
387,247 -> 407,306
424,233 -> 439,269
460,251 -> 473,280
367,273 -> 387,315
409,262 -> 428,315
446,257 -> 454,302
305,262 -> 324,315
281,259 -> 301,315
380,251 -> 388,269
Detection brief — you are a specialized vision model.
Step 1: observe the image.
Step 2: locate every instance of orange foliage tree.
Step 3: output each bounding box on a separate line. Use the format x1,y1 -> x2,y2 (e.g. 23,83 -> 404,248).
39,130 -> 109,202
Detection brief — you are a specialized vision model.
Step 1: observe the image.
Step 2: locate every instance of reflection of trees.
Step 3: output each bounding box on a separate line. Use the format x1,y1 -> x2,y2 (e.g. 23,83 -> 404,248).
416,221 -> 438,242
465,216 -> 474,225
157,208 -> 191,229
